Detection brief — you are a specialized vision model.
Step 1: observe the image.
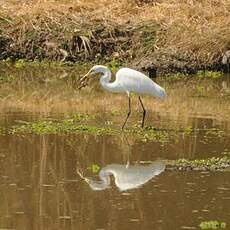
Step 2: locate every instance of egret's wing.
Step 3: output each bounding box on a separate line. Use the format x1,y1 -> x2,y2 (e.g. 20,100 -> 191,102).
149,160 -> 166,176
116,68 -> 166,98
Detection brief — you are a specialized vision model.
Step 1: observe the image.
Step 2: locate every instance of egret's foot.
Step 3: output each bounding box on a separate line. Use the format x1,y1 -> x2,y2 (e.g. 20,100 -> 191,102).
135,122 -> 145,129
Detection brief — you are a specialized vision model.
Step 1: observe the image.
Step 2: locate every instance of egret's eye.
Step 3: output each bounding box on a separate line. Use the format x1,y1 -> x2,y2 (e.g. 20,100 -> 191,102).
90,70 -> 97,75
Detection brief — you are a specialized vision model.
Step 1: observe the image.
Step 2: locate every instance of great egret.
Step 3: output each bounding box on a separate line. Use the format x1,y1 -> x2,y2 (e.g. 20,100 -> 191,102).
80,65 -> 166,129
77,161 -> 165,191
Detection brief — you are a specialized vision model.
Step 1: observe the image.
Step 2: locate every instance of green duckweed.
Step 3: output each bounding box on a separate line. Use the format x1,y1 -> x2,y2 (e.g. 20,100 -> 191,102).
88,164 -> 101,173
11,120 -> 117,135
197,70 -> 224,79
175,156 -> 230,170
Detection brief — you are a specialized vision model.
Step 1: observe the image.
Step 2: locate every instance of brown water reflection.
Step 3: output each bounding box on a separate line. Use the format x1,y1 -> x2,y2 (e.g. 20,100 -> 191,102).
0,132 -> 229,230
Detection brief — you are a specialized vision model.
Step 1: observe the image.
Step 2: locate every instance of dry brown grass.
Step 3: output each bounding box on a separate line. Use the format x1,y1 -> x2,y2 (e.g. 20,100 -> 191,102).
1,0 -> 230,67
143,0 -> 230,65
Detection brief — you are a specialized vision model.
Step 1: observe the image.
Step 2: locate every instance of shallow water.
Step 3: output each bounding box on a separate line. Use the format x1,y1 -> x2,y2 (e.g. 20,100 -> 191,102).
0,64 -> 230,229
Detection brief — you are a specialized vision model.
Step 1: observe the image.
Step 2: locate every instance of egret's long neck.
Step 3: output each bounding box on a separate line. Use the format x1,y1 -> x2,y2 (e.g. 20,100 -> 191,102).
99,68 -> 120,93
99,169 -> 111,186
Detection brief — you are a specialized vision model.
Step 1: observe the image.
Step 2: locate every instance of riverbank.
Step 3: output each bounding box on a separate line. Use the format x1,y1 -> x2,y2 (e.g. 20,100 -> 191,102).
1,0 -> 230,74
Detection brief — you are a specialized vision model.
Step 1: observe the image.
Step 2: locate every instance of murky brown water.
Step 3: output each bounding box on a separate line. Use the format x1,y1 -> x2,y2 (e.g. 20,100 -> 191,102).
0,64 -> 230,229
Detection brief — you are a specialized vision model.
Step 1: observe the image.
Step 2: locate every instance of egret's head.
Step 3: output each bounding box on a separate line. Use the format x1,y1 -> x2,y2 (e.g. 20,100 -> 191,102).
78,65 -> 108,90
84,65 -> 108,77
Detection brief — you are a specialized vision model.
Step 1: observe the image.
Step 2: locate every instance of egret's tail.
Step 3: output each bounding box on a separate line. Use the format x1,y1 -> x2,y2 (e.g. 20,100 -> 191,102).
159,88 -> 167,99
152,84 -> 167,99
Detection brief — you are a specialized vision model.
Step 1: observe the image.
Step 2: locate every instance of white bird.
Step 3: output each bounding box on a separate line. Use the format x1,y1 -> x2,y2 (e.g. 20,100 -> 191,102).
80,65 -> 166,129
77,161 -> 165,191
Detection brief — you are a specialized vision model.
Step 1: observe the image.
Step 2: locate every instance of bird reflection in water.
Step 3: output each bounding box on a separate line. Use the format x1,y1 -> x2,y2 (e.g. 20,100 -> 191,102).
78,160 -> 165,191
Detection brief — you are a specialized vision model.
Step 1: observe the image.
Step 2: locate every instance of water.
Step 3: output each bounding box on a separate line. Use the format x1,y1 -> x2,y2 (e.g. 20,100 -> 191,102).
0,64 -> 230,229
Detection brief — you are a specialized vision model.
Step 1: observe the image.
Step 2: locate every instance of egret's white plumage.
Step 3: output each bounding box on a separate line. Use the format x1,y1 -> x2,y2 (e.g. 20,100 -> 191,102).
116,67 -> 166,98
81,65 -> 166,129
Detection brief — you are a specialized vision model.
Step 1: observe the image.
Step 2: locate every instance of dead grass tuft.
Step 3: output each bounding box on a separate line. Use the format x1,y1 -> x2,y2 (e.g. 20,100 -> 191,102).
1,0 -> 230,68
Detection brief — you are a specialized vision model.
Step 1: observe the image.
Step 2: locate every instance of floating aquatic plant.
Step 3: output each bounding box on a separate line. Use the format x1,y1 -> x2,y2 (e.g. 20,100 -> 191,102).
197,70 -> 224,79
168,72 -> 189,81
10,119 -> 173,143
126,125 -> 171,142
0,127 -> 6,135
7,115 -> 230,144
175,156 -> 230,171
183,126 -> 194,135
88,164 -> 101,173
204,128 -> 225,138
11,120 -> 117,135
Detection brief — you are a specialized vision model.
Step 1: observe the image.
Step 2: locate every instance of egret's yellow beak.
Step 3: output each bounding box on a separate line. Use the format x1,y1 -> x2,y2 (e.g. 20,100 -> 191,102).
78,70 -> 92,90
83,70 -> 92,80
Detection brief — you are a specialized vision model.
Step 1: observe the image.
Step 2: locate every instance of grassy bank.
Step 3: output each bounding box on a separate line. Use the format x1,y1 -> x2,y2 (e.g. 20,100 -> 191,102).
0,61 -> 230,122
0,0 -> 230,73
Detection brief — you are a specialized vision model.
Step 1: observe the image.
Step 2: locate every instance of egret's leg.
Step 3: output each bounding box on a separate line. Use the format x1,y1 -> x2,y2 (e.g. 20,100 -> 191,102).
138,96 -> 146,128
122,95 -> 131,130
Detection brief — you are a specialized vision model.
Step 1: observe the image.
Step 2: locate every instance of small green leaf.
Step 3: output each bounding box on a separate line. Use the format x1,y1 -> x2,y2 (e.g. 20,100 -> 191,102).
88,164 -> 100,173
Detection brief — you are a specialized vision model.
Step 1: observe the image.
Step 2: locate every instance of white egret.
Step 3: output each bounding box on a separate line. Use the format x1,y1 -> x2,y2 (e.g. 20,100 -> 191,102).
77,161 -> 165,191
80,65 -> 166,129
